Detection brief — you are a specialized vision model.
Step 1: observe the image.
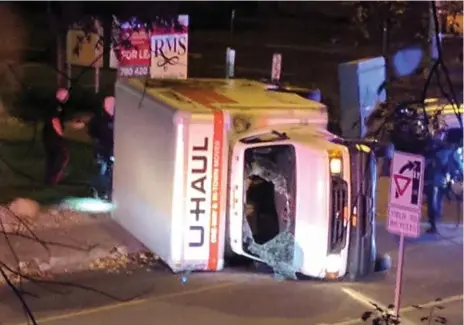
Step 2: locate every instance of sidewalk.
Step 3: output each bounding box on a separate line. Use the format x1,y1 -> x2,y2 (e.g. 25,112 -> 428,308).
0,206 -> 152,282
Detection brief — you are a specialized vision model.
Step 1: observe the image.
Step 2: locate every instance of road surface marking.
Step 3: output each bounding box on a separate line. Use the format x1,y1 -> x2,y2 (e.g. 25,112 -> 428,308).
7,280 -> 241,325
401,294 -> 463,312
341,288 -> 416,325
319,293 -> 463,325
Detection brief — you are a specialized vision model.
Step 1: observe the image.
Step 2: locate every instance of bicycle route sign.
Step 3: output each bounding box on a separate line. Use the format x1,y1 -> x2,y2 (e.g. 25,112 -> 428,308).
387,151 -> 425,238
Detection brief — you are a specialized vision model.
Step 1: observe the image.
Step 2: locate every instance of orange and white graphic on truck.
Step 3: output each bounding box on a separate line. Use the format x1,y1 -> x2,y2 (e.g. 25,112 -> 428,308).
179,89 -> 234,270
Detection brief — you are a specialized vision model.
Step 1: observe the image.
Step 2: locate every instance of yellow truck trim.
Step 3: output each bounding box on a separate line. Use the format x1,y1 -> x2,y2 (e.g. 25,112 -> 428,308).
126,78 -> 326,113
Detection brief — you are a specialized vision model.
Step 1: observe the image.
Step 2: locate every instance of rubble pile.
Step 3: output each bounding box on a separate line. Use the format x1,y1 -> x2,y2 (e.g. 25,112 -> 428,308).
89,251 -> 159,274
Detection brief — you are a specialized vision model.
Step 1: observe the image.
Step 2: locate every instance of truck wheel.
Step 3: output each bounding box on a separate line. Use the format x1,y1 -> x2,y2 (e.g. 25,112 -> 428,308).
374,254 -> 391,272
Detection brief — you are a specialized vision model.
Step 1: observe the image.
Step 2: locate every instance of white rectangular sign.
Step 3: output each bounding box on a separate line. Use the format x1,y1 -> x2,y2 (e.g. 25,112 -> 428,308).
150,15 -> 189,79
387,151 -> 425,238
271,53 -> 282,81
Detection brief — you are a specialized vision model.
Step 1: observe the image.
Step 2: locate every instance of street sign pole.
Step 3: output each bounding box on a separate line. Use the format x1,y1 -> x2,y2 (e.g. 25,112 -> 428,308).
387,151 -> 425,319
393,233 -> 405,317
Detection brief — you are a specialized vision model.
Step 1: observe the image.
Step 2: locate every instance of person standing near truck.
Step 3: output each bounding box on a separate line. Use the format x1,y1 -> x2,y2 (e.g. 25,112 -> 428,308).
88,95 -> 115,199
42,88 -> 70,185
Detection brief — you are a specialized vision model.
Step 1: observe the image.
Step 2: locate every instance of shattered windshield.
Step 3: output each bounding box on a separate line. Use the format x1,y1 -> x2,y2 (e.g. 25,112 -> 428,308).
242,144 -> 302,279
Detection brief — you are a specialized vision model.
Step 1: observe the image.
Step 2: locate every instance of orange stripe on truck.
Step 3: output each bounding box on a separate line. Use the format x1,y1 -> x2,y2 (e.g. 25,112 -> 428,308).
177,89 -> 237,110
208,111 -> 224,270
177,88 -> 234,271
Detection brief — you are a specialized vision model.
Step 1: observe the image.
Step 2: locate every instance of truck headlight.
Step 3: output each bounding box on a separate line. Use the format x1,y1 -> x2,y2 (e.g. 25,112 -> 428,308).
329,157 -> 342,175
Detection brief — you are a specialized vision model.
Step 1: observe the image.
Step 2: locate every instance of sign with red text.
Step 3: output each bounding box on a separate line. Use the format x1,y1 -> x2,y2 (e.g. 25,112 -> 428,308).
150,15 -> 189,80
118,27 -> 151,77
387,151 -> 425,238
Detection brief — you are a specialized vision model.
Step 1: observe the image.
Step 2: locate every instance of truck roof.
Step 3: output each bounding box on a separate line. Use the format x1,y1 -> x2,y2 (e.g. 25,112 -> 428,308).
124,78 -> 326,113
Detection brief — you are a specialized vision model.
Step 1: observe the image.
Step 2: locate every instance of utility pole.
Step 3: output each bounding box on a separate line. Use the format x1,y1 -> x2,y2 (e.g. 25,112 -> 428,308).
429,1 -> 438,61
48,1 -> 63,89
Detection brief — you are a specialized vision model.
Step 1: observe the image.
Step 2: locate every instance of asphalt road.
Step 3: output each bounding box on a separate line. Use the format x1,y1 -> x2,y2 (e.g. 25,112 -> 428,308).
0,224 -> 462,325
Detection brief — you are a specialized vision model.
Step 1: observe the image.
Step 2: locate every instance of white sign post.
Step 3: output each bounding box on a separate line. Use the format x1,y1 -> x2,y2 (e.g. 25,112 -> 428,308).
271,53 -> 282,83
387,151 -> 425,318
225,47 -> 235,79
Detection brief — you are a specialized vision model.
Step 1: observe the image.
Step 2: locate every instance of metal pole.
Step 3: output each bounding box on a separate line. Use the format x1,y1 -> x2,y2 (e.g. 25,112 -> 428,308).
67,63 -> 72,89
393,234 -> 405,318
382,20 -> 388,57
429,1 -> 443,61
382,19 -> 390,101
95,67 -> 100,94
230,9 -> 235,45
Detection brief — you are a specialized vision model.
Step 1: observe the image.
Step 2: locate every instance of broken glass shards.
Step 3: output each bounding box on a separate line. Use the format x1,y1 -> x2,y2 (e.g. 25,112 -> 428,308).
247,231 -> 303,280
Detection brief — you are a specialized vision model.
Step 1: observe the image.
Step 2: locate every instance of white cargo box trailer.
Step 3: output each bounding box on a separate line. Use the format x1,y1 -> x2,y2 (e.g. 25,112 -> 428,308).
114,78 -> 329,273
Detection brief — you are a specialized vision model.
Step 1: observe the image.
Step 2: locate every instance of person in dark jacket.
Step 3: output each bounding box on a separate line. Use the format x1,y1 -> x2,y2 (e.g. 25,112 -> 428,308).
42,88 -> 70,185
88,95 -> 115,199
424,130 -> 455,234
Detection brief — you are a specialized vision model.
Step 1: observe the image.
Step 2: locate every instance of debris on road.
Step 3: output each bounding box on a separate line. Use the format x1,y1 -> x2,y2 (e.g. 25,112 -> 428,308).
0,202 -> 151,284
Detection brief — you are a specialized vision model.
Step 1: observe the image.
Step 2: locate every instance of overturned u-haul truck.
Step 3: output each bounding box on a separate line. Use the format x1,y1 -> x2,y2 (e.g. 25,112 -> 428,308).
113,78 -> 378,280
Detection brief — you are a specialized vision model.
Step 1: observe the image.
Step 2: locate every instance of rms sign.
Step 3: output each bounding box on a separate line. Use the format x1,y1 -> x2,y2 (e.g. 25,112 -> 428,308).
150,15 -> 189,80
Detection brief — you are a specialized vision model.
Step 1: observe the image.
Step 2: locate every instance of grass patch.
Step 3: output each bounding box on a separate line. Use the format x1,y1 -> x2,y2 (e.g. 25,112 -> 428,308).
0,121 -> 96,204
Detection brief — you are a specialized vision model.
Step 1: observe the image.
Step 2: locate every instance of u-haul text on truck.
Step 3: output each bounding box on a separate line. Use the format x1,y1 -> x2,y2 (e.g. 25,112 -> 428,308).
114,78 -> 380,280
185,112 -> 224,270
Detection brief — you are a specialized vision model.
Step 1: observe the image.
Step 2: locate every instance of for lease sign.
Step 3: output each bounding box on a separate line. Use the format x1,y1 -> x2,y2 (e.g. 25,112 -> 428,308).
118,27 -> 151,77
